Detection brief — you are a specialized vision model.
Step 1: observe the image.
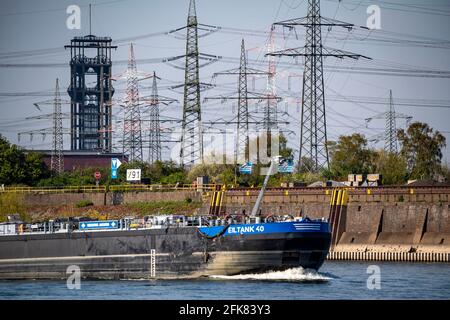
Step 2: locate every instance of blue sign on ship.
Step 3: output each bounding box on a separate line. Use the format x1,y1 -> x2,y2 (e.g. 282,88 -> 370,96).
79,220 -> 119,230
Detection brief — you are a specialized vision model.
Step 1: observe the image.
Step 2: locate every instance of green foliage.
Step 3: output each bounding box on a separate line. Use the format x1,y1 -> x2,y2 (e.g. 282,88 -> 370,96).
398,122 -> 446,180
75,199 -> 94,208
127,200 -> 202,215
298,157 -> 316,173
146,161 -> 186,184
278,133 -> 293,159
187,163 -> 235,184
440,164 -> 450,183
0,193 -> 27,222
374,150 -> 408,185
329,133 -> 376,179
0,135 -> 50,186
37,161 -> 186,187
38,167 -> 109,187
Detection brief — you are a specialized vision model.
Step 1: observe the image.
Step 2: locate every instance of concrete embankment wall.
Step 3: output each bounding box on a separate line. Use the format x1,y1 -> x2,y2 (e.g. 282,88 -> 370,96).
223,187 -> 450,260
23,190 -> 202,206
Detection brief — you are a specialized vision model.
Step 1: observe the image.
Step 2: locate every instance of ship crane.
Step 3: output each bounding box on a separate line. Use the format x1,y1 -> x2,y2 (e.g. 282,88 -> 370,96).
250,156 -> 280,217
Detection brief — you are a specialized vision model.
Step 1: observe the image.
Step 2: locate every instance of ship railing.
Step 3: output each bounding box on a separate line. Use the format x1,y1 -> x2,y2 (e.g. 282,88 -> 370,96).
0,184 -> 218,194
0,185 -> 106,194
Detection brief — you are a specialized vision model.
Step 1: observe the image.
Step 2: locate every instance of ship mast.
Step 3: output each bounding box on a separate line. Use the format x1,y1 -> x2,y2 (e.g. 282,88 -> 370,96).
250,157 -> 278,217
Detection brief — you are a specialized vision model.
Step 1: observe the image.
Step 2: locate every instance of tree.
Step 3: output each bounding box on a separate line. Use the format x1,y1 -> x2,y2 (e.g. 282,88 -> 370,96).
397,122 -> 446,180
329,133 -> 375,179
374,150 -> 408,185
440,163 -> 450,183
25,152 -> 50,185
278,133 -> 293,159
0,135 -> 49,185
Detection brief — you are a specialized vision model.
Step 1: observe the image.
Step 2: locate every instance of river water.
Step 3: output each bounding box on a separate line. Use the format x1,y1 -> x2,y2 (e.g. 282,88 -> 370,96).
0,261 -> 449,300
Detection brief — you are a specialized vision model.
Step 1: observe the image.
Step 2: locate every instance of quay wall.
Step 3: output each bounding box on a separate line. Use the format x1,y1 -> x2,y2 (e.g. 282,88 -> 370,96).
223,187 -> 450,257
22,190 -> 202,207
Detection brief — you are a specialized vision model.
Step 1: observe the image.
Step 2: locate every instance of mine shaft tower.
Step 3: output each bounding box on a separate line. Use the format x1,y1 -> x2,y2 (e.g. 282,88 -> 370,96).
65,35 -> 117,152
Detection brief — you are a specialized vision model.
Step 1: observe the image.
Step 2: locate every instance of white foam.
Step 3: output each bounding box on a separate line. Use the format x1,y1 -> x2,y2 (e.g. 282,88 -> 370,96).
209,267 -> 331,282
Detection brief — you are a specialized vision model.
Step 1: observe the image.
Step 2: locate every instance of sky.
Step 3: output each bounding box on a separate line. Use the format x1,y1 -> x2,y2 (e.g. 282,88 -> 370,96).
0,0 -> 450,164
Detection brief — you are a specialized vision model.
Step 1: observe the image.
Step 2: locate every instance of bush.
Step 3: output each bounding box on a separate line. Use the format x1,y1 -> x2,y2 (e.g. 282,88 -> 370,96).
0,193 -> 27,222
75,199 -> 94,208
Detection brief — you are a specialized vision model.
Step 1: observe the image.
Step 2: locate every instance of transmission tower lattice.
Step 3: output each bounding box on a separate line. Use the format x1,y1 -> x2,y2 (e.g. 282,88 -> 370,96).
180,0 -> 203,166
122,43 -> 143,162
264,27 -> 278,134
237,39 -> 250,164
148,72 -> 162,164
207,39 -> 281,164
51,78 -> 64,174
268,0 -> 369,171
386,90 -> 398,154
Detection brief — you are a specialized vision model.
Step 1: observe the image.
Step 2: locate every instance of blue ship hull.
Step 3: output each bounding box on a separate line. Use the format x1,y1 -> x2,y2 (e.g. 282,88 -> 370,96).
199,220 -> 330,237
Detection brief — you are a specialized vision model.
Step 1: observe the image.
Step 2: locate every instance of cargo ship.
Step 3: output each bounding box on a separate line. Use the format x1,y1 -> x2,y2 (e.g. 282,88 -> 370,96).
0,160 -> 332,280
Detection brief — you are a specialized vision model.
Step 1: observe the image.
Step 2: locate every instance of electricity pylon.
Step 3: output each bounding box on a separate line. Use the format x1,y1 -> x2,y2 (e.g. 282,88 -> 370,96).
122,43 -> 143,162
365,90 -> 412,154
264,27 -> 278,134
206,39 -> 281,164
51,78 -> 64,174
267,0 -> 370,171
166,0 -> 220,166
18,79 -> 70,174
146,72 -> 178,164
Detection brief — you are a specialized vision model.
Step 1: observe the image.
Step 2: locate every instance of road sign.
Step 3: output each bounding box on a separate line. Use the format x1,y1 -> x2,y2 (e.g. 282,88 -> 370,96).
94,171 -> 101,180
126,169 -> 141,181
111,158 -> 122,180
79,220 -> 119,230
239,162 -> 253,174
